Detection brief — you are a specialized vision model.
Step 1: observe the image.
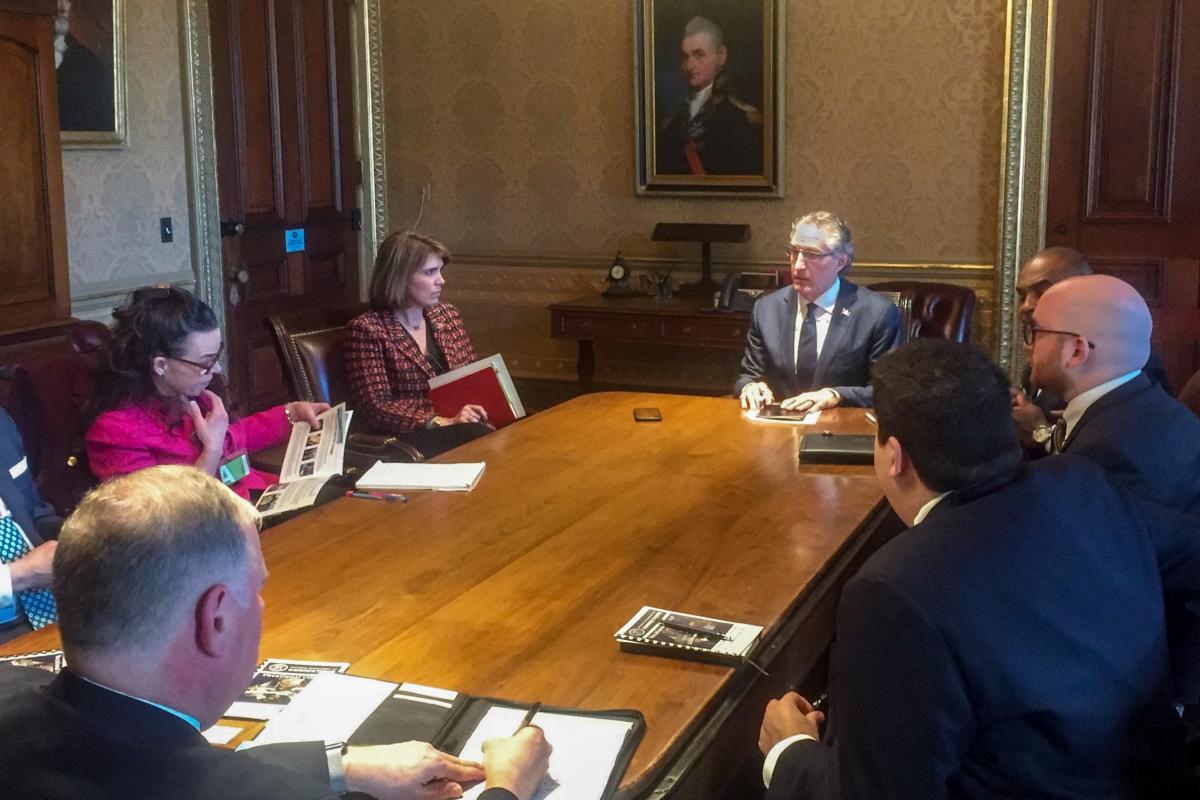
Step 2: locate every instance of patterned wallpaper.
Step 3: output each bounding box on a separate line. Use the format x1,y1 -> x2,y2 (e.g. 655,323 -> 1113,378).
64,0 -> 192,319
379,1 -> 1008,391
382,1 -> 1007,264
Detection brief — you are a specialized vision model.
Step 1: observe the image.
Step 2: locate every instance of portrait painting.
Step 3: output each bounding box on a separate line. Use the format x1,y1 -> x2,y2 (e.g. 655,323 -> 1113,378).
635,0 -> 783,196
54,0 -> 127,148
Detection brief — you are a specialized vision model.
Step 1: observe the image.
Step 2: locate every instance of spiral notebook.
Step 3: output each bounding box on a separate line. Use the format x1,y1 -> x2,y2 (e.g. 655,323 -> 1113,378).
614,606 -> 762,666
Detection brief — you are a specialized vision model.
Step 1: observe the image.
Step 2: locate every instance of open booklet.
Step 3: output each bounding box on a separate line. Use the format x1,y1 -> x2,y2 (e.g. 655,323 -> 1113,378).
615,606 -> 763,666
242,671 -> 643,800
255,404 -> 352,517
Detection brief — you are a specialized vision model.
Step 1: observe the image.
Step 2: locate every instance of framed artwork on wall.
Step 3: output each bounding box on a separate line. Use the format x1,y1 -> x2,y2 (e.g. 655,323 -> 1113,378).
55,0 -> 126,148
635,0 -> 783,197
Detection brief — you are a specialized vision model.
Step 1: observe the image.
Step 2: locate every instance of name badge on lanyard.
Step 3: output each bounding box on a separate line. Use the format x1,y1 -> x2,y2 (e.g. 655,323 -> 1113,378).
218,453 -> 251,486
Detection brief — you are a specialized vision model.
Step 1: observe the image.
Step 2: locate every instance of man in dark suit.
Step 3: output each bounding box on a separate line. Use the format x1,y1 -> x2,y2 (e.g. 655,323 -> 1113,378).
735,211 -> 901,411
0,466 -> 549,800
1011,247 -> 1171,446
758,339 -> 1200,799
1029,274 -> 1200,513
0,407 -> 61,643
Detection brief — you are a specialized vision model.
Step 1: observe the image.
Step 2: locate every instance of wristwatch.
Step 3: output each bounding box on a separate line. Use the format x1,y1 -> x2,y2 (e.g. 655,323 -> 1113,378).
1031,424 -> 1055,445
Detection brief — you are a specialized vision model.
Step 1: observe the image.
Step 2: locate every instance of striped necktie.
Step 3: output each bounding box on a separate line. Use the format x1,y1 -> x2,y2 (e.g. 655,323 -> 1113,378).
1050,416 -> 1068,454
0,515 -> 56,629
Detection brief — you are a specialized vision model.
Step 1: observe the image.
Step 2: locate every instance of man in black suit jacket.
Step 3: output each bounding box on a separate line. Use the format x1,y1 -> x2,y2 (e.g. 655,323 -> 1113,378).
735,211 -> 901,411
1011,247 -> 1171,446
0,466 -> 549,800
1029,274 -> 1200,513
758,339 -> 1200,799
0,407 -> 61,643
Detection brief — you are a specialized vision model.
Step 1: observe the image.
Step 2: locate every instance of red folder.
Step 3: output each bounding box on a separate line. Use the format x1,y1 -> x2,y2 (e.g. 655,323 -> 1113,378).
428,354 -> 525,428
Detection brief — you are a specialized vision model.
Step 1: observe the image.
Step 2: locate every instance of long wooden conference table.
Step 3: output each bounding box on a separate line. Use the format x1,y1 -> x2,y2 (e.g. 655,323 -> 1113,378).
0,392 -> 903,799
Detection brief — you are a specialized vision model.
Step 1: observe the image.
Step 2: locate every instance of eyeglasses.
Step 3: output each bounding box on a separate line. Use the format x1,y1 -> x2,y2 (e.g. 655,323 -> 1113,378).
1021,322 -> 1096,349
785,245 -> 837,263
167,341 -> 225,375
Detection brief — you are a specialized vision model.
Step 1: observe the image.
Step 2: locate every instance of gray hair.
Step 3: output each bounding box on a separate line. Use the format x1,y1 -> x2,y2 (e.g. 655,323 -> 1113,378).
683,15 -> 724,50
792,210 -> 855,267
54,466 -> 260,655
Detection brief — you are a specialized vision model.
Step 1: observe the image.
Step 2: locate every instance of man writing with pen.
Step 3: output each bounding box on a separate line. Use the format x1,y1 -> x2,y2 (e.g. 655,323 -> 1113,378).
0,466 -> 552,800
734,211 -> 901,414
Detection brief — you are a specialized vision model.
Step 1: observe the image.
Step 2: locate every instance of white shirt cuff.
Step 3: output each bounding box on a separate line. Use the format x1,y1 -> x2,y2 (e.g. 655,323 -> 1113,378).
0,563 -> 16,624
762,733 -> 817,787
326,743 -> 346,792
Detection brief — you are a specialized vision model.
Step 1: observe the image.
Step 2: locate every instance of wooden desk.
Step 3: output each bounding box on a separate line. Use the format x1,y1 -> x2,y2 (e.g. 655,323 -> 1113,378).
549,296 -> 750,391
1,393 -> 900,798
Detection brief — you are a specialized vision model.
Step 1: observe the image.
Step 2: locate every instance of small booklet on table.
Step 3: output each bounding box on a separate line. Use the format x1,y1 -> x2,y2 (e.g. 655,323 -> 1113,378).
428,353 -> 525,429
356,461 -> 486,493
255,404 -> 352,517
614,606 -> 763,666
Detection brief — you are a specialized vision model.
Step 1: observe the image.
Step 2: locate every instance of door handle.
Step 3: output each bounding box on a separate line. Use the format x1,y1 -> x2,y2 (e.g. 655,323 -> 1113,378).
220,219 -> 245,238
227,267 -> 249,285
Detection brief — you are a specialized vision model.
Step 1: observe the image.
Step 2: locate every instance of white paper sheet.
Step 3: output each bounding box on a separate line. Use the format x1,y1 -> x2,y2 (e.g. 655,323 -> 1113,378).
201,724 -> 242,745
459,707 -> 634,800
243,671 -> 396,749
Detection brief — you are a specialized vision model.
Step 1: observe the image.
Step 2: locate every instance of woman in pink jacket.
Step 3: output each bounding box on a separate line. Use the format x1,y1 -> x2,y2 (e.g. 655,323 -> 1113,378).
85,287 -> 327,500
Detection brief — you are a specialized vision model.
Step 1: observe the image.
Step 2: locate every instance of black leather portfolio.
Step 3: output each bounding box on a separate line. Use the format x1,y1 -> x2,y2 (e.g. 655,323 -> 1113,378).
797,433 -> 875,465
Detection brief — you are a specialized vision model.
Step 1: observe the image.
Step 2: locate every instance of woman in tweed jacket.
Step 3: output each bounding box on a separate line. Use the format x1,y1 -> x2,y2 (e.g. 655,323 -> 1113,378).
346,232 -> 491,436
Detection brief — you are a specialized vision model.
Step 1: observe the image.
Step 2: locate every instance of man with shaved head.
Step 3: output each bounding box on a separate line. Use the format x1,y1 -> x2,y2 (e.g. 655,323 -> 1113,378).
1028,274 -> 1200,512
1012,247 -> 1171,446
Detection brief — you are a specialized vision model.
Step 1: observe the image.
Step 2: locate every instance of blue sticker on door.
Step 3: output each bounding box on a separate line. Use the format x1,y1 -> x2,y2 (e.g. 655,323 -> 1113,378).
285,228 -> 305,253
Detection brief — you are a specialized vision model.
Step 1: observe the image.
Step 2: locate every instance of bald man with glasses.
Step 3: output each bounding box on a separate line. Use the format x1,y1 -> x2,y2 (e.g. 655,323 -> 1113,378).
735,211 -> 901,413
1027,274 -> 1200,514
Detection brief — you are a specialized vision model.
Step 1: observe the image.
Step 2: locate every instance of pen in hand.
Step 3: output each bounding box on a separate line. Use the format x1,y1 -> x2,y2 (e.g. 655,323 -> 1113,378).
514,702 -> 542,734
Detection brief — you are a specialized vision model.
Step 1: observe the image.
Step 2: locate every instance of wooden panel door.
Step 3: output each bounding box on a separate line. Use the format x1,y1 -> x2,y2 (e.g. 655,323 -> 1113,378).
210,0 -> 359,412
0,8 -> 70,331
1047,0 -> 1200,392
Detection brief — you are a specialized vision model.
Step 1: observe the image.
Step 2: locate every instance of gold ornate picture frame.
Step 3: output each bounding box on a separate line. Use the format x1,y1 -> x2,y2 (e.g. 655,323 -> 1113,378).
57,0 -> 127,149
635,0 -> 784,197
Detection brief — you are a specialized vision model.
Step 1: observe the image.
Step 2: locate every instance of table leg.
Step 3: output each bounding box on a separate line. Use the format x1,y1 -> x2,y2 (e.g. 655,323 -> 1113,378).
578,340 -> 595,393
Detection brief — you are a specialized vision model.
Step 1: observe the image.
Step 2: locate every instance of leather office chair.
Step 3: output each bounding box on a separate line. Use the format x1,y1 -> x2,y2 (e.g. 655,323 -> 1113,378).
265,308 -> 423,463
869,281 -> 976,345
0,321 -> 111,516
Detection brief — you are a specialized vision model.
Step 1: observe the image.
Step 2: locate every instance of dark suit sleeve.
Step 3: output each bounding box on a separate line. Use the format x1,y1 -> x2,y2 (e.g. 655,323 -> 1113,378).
0,410 -> 59,540
770,575 -> 973,800
1132,498 -> 1200,704
829,301 -> 902,408
734,301 -> 771,397
237,742 -> 333,786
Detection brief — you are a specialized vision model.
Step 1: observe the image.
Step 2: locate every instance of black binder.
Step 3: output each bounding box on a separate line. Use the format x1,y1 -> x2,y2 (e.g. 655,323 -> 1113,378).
797,432 -> 876,465
349,689 -> 645,800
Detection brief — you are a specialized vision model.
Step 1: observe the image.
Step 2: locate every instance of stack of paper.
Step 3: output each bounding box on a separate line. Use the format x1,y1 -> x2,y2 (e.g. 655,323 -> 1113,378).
356,462 -> 486,492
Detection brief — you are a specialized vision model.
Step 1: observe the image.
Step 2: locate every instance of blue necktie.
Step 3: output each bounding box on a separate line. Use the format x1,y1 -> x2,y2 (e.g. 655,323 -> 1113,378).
0,515 -> 56,629
796,303 -> 820,390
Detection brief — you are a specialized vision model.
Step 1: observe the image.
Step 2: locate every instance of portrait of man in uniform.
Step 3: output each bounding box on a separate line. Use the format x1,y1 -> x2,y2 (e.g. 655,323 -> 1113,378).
54,0 -> 124,145
636,0 -> 781,195
657,15 -> 762,176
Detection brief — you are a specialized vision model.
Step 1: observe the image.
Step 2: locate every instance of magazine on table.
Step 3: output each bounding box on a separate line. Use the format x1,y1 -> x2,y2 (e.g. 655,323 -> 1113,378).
254,404 -> 352,517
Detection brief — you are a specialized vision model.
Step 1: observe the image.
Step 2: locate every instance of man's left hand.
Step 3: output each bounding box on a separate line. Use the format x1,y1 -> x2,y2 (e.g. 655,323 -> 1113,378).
759,691 -> 823,755
780,388 -> 839,412
343,741 -> 485,800
286,401 -> 331,429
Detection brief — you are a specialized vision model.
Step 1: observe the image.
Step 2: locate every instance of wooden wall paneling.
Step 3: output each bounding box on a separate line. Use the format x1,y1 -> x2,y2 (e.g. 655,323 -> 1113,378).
210,0 -> 360,412
1048,0 -> 1200,392
1084,0 -> 1178,221
0,9 -> 69,331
